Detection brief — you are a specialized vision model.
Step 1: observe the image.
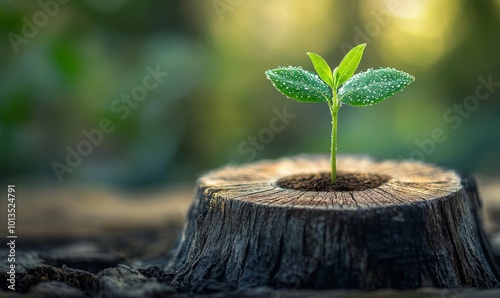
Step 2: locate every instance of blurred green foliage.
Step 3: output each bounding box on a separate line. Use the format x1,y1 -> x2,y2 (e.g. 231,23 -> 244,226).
1,0 -> 499,188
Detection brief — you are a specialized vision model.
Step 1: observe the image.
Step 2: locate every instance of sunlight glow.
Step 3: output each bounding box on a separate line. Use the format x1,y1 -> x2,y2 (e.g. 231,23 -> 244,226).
360,0 -> 467,69
208,0 -> 342,59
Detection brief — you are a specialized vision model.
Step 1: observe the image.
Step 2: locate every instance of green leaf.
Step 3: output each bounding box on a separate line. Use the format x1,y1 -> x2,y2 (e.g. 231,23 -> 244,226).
265,66 -> 332,103
338,68 -> 415,107
332,66 -> 339,89
307,52 -> 333,87
336,43 -> 366,88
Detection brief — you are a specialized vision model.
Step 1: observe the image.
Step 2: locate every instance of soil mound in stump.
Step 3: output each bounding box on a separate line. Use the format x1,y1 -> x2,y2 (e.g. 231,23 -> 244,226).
164,155 -> 500,292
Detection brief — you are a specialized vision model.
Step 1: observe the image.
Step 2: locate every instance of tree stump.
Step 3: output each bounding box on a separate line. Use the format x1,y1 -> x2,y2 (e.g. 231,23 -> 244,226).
163,155 -> 500,292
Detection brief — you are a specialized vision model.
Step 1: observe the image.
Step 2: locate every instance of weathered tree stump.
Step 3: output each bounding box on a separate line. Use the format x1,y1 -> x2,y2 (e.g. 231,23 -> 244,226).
164,155 -> 500,292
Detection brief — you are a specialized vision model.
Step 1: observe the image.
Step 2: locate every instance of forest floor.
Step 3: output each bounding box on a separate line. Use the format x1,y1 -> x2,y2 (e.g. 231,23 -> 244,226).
1,178 -> 500,297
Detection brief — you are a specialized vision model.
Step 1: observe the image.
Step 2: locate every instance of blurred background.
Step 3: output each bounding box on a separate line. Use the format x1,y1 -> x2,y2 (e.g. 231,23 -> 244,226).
1,0 -> 500,189
2,1 -> 500,275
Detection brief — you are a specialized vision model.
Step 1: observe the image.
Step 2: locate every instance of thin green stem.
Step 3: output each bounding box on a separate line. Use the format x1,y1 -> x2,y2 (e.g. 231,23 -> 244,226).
329,93 -> 339,184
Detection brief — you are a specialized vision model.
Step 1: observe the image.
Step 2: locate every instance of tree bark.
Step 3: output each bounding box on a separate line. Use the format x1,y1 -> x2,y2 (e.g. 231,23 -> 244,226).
163,155 -> 500,293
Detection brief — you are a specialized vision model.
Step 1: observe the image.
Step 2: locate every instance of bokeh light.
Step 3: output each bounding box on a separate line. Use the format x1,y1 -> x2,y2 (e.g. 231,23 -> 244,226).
0,0 -> 499,189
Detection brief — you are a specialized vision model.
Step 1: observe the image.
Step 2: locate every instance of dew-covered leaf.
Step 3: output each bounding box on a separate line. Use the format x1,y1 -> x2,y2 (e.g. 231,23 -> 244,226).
265,66 -> 331,103
338,68 -> 414,107
336,43 -> 366,88
307,52 -> 333,87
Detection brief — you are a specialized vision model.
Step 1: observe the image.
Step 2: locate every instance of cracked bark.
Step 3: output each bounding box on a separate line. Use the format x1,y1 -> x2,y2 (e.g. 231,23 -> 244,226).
163,155 -> 500,293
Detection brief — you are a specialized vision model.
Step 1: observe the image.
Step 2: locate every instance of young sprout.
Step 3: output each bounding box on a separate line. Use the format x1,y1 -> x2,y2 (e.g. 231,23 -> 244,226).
265,43 -> 414,184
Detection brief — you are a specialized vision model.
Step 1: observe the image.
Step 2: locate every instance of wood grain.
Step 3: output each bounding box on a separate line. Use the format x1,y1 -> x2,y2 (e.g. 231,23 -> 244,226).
164,155 -> 500,292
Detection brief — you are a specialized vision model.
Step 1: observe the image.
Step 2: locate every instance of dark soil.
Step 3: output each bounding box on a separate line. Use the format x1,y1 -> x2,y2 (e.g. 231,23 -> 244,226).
276,172 -> 390,192
1,178 -> 500,297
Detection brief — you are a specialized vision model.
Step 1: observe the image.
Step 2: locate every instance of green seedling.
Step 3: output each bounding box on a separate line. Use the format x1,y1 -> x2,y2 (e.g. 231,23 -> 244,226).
265,43 -> 414,184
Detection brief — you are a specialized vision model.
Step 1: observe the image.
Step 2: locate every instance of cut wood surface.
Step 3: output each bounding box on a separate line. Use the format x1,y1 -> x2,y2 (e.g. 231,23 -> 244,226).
165,155 -> 500,292
2,156 -> 500,297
